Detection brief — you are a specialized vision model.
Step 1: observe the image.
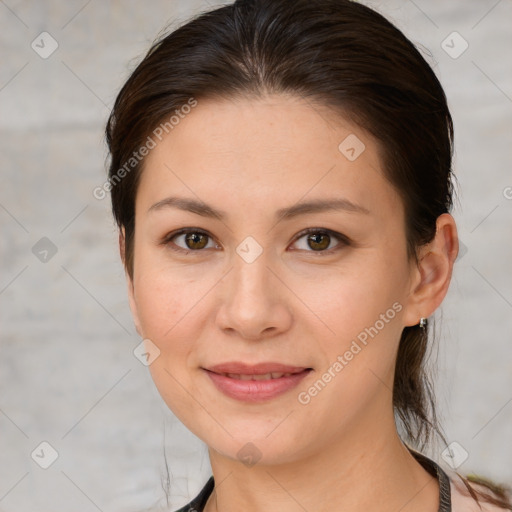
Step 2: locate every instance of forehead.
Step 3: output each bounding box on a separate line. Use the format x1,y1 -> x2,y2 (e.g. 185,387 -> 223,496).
136,94 -> 402,219
146,94 -> 369,163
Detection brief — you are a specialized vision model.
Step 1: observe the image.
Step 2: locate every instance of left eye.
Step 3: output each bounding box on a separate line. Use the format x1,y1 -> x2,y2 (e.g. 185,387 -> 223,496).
291,228 -> 347,254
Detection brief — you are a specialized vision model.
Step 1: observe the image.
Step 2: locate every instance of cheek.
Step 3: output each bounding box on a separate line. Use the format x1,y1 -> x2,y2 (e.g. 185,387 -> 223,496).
296,275 -> 403,429
132,258 -> 224,381
301,260 -> 406,399
133,253 -> 209,340
132,267 -> 208,421
308,261 -> 403,338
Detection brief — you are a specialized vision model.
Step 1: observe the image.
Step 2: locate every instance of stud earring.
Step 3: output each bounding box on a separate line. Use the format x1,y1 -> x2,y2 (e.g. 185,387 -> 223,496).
419,317 -> 427,329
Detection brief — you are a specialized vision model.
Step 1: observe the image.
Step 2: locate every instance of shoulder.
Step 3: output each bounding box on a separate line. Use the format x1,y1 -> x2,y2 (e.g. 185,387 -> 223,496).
450,474 -> 512,512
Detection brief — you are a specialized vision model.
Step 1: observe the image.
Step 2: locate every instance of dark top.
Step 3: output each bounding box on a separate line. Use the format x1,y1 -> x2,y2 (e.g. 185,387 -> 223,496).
173,447 -> 452,512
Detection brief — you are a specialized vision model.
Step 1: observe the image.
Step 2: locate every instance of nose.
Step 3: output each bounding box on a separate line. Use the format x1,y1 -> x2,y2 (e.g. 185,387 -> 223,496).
215,250 -> 293,341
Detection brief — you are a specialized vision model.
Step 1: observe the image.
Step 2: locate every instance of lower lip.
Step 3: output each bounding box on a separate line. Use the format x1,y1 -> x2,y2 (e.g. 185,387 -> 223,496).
203,369 -> 312,402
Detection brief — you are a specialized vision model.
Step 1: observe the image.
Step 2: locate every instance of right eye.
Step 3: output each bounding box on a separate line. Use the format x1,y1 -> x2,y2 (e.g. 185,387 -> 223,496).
162,228 -> 220,254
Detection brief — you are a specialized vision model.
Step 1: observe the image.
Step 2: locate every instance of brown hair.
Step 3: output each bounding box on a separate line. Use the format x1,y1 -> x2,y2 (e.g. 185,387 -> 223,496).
105,0 -> 511,508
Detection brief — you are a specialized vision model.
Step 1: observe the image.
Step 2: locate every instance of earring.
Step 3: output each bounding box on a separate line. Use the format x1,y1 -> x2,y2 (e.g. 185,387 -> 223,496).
419,317 -> 427,329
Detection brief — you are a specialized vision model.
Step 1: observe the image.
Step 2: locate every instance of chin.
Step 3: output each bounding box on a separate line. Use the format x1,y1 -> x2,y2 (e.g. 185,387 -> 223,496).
204,427 -> 313,468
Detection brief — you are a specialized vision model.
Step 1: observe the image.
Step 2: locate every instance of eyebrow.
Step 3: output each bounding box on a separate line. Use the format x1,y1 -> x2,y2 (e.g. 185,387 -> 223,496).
147,196 -> 370,220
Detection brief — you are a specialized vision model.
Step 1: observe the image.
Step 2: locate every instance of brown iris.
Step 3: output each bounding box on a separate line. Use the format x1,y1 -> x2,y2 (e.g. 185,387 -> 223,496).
307,232 -> 330,251
185,232 -> 209,250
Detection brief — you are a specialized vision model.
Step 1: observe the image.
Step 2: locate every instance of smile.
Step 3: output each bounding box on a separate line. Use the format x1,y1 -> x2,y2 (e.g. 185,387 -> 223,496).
203,367 -> 312,402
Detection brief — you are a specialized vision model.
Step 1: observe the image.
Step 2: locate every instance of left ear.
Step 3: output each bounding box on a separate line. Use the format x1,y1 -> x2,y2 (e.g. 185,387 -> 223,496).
402,213 -> 459,327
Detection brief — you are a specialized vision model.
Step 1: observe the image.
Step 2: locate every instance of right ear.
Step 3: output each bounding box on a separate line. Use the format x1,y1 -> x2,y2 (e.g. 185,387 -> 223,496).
119,228 -> 143,338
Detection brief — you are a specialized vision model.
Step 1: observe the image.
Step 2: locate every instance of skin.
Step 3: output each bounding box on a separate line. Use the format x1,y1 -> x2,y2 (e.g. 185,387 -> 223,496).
121,94 -> 459,512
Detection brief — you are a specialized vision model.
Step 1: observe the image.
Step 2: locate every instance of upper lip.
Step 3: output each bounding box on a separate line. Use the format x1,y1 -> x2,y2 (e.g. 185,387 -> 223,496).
205,362 -> 311,375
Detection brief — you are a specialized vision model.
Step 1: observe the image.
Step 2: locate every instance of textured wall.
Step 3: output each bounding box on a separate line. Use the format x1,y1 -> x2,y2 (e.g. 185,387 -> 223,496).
1,1 -> 511,511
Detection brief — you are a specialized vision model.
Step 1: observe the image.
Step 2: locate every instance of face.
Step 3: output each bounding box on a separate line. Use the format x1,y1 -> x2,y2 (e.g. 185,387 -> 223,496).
125,94 -> 428,465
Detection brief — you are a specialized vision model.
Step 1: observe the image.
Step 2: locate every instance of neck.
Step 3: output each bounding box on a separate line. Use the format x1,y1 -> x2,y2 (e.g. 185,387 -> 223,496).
204,415 -> 439,512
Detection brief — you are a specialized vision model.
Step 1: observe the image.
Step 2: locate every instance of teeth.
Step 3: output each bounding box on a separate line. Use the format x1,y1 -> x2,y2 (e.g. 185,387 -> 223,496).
223,372 -> 294,380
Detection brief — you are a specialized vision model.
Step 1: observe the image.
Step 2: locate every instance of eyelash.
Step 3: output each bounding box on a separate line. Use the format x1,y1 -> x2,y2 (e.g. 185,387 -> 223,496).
161,227 -> 350,256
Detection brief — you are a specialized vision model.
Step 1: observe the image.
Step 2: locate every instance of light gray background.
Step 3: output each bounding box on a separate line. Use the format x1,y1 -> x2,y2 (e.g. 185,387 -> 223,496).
1,1 -> 511,511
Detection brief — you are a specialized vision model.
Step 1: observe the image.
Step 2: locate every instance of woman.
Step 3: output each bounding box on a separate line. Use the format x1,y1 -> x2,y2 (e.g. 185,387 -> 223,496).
104,0 -> 511,510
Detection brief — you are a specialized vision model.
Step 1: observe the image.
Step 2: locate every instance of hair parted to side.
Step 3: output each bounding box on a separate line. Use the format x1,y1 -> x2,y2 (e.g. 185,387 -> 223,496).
105,0 -> 511,508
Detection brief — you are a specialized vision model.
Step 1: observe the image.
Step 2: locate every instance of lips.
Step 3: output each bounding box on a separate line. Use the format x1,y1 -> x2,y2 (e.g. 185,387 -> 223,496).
203,362 -> 313,402
219,372 -> 297,380
206,362 -> 310,376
